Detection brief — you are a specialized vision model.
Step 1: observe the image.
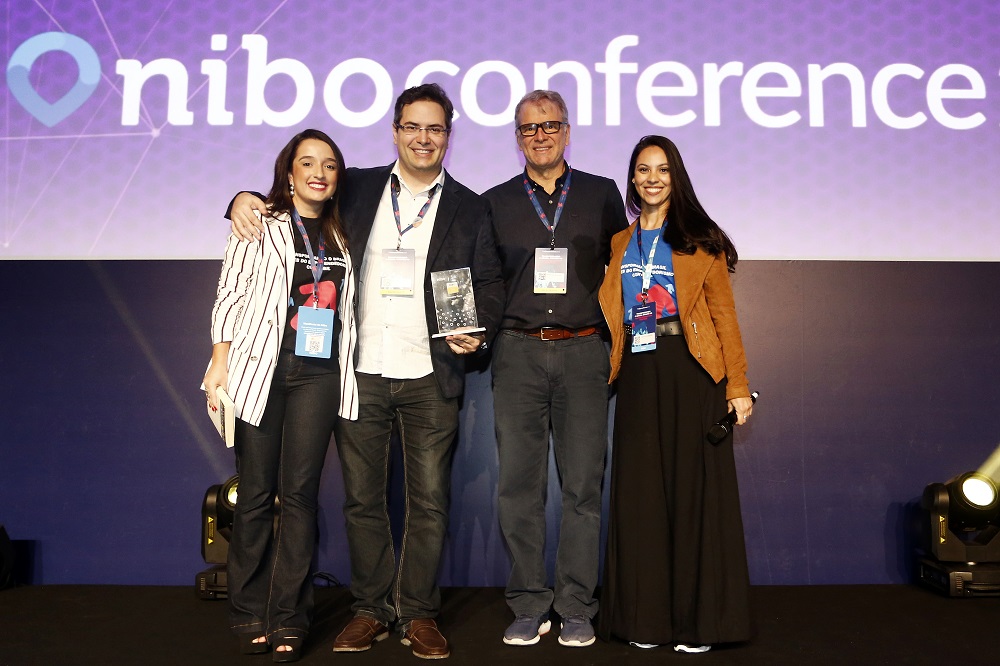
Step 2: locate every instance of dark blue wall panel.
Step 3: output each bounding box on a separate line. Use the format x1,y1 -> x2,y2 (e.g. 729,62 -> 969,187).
1,260 -> 998,585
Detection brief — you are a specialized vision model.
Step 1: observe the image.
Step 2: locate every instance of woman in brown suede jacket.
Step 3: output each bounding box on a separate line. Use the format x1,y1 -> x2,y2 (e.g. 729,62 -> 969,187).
597,135 -> 753,653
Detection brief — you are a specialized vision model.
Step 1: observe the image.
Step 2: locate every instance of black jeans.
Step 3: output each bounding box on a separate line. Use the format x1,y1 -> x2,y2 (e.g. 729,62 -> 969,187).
228,350 -> 340,642
492,330 -> 611,620
335,372 -> 459,627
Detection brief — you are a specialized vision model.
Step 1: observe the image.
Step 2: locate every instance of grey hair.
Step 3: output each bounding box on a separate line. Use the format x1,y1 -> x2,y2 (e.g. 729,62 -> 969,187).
514,90 -> 569,127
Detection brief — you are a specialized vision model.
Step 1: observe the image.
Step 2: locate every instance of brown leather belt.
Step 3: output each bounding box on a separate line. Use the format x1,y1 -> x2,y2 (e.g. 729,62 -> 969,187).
510,326 -> 598,341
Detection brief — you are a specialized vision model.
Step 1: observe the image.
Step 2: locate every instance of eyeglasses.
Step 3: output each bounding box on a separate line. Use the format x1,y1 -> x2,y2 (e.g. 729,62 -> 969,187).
517,120 -> 567,136
394,123 -> 450,136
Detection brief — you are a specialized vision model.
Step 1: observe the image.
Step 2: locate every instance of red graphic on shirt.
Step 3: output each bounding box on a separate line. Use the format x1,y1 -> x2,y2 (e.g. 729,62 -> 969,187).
635,284 -> 677,319
290,280 -> 338,330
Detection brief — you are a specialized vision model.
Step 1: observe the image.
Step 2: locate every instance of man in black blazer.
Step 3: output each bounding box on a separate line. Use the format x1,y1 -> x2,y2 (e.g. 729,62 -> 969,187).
228,84 -> 503,660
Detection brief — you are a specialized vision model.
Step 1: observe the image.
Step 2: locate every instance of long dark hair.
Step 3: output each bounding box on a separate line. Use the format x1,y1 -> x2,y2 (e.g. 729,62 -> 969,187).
626,135 -> 737,271
265,129 -> 348,250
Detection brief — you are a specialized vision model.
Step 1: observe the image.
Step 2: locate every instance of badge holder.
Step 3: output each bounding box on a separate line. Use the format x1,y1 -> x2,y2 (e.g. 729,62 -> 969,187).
295,306 -> 335,358
380,248 -> 416,295
630,302 -> 656,353
534,247 -> 568,294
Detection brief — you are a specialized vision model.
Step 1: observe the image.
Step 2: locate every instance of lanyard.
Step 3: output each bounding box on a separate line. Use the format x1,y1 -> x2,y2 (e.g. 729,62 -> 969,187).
522,166 -> 572,249
390,173 -> 440,250
291,208 -> 326,307
636,225 -> 660,303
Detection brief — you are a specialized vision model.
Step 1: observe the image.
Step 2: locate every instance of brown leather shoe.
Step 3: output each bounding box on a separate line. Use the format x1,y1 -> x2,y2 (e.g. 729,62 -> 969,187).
332,615 -> 389,652
401,618 -> 450,659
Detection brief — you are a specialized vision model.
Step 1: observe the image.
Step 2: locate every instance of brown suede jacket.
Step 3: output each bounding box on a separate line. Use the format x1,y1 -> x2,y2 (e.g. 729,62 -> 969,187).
598,223 -> 750,400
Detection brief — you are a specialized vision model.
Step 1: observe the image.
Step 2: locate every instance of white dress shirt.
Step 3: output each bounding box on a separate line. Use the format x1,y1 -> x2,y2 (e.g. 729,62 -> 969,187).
356,164 -> 445,379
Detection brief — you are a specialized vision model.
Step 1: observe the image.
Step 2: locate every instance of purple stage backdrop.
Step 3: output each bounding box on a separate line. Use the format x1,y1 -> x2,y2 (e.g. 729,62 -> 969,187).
3,0 -> 999,260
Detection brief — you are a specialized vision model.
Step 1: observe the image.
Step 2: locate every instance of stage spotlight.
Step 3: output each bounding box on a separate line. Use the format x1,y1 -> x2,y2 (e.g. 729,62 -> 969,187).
917,470 -> 1000,596
0,525 -> 14,590
195,476 -> 282,599
196,475 -> 239,599
202,475 -> 239,564
0,526 -> 32,589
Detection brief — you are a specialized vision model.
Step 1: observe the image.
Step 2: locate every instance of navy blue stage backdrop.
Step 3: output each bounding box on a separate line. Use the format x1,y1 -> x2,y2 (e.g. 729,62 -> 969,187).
3,260 -> 999,585
2,0 -> 999,585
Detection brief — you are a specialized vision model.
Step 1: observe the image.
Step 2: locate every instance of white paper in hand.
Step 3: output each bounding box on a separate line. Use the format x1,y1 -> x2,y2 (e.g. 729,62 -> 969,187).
207,387 -> 236,448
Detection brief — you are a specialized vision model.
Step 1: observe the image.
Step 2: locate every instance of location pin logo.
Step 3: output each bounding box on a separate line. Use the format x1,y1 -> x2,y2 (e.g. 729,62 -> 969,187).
6,32 -> 101,127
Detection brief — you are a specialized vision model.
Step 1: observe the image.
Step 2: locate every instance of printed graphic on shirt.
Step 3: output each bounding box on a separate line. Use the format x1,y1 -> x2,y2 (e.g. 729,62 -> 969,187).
634,283 -> 677,318
288,252 -> 347,329
621,235 -> 678,321
290,279 -> 338,330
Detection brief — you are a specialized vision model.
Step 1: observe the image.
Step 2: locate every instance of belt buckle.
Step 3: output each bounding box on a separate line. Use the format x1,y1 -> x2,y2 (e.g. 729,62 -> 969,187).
538,327 -> 564,341
658,320 -> 680,336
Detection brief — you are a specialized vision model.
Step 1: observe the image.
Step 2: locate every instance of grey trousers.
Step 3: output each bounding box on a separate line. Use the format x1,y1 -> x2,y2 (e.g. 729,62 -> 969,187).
492,330 -> 611,619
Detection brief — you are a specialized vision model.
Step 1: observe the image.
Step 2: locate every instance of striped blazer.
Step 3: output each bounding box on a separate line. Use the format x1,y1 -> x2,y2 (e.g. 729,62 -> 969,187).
209,210 -> 359,426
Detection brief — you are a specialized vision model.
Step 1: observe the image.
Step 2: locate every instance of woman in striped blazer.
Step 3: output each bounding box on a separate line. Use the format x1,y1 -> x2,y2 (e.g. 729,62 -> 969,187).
203,129 -> 357,662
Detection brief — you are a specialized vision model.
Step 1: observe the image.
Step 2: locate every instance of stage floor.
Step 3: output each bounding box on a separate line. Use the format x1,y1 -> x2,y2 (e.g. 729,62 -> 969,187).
1,584 -> 998,665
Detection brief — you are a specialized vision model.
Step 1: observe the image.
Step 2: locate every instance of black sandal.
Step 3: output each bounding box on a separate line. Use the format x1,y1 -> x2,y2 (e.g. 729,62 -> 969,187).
271,636 -> 303,663
239,634 -> 269,654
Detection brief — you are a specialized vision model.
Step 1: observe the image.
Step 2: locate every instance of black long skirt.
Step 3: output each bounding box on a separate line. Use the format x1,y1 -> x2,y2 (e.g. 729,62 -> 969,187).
597,334 -> 751,646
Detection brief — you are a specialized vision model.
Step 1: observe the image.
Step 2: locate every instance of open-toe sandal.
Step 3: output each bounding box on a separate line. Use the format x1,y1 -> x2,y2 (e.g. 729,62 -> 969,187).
272,636 -> 304,663
239,634 -> 270,654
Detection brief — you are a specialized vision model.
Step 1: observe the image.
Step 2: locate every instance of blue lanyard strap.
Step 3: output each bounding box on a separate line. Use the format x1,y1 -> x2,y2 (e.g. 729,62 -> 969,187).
391,173 -> 440,250
291,208 -> 326,307
522,166 -> 572,249
636,225 -> 660,302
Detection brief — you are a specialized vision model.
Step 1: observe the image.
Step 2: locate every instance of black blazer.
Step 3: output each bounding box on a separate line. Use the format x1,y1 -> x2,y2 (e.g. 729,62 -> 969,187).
340,164 -> 504,399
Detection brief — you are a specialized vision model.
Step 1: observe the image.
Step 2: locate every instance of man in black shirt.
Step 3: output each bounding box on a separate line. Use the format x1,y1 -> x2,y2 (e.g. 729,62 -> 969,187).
483,90 -> 628,648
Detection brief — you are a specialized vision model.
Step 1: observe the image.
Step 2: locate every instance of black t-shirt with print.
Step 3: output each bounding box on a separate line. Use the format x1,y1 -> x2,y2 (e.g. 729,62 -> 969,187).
280,216 -> 346,368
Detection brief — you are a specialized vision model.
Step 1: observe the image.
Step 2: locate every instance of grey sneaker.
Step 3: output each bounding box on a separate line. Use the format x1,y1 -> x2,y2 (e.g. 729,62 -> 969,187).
557,615 -> 595,647
503,613 -> 551,646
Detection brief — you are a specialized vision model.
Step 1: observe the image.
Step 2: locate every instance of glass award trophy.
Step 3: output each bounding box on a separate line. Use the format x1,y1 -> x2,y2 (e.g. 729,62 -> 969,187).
430,267 -> 486,337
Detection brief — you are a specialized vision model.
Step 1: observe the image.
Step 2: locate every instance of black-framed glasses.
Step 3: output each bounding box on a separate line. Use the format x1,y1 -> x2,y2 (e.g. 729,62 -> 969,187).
394,123 -> 450,136
517,120 -> 566,136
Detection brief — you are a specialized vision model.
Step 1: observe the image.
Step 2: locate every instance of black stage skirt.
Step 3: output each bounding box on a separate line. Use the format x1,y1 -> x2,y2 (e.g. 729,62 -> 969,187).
597,334 -> 751,646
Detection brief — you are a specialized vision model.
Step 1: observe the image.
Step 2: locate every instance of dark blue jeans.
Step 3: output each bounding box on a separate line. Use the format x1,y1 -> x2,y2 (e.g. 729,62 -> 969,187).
228,350 -> 340,643
334,372 -> 459,627
492,331 -> 611,620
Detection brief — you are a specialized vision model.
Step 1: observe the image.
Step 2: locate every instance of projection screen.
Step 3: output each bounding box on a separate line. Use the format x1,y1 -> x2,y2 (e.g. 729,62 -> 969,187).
2,0 -> 998,260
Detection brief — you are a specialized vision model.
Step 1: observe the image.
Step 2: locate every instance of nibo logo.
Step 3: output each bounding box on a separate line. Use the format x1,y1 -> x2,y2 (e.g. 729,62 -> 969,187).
6,32 -> 100,127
